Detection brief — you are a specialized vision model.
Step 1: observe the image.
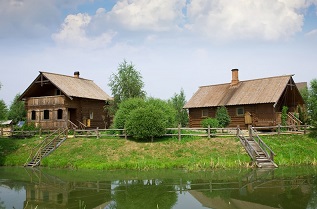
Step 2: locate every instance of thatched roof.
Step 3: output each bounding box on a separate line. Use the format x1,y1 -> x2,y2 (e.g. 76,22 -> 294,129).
184,75 -> 294,108
20,71 -> 112,101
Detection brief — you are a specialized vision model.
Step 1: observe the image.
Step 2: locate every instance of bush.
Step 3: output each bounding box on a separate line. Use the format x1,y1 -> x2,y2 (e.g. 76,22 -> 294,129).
113,98 -> 145,129
215,106 -> 231,128
126,106 -> 166,141
113,97 -> 176,141
201,118 -> 219,134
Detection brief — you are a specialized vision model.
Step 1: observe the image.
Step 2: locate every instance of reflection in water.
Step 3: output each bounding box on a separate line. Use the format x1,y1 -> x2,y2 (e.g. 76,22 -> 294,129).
0,167 -> 316,209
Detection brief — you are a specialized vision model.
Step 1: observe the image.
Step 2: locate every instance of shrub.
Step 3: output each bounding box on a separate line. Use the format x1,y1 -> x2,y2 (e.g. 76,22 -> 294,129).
201,118 -> 219,134
126,106 -> 166,141
215,106 -> 231,128
281,106 -> 288,127
113,98 -> 145,129
113,97 -> 176,141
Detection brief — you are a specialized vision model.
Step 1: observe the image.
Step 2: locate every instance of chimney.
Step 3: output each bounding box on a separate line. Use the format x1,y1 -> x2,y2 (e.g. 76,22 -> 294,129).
74,71 -> 80,78
231,69 -> 239,86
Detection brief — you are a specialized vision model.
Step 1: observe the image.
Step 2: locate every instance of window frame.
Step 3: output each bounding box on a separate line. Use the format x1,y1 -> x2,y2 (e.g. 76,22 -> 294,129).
236,107 -> 245,116
201,108 -> 209,118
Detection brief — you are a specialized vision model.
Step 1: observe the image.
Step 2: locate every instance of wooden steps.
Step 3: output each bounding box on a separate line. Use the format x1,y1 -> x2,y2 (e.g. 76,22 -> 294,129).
237,128 -> 277,168
25,128 -> 67,167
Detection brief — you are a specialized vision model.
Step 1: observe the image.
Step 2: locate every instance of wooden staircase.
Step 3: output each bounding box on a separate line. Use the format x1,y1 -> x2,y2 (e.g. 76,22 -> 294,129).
25,128 -> 68,167
237,127 -> 278,168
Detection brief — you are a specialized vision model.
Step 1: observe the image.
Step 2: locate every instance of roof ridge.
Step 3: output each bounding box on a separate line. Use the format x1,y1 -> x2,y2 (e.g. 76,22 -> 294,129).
40,71 -> 93,81
199,74 -> 294,88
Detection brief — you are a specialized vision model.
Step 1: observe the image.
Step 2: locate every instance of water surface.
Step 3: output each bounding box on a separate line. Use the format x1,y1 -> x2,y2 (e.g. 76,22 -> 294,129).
0,166 -> 316,209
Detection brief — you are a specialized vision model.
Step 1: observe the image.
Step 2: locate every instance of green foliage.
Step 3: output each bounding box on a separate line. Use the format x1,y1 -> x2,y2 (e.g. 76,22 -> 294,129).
126,106 -> 166,141
201,117 -> 219,133
215,106 -> 231,128
114,97 -> 176,141
0,99 -> 8,120
113,98 -> 145,129
307,79 -> 317,127
108,60 -> 146,113
14,122 -> 38,131
168,88 -> 188,127
146,97 -> 176,128
7,93 -> 26,124
281,106 -> 288,126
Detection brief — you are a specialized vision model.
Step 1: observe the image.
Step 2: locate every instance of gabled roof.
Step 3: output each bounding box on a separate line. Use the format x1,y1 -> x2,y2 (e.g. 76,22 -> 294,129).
184,75 -> 294,108
20,71 -> 112,101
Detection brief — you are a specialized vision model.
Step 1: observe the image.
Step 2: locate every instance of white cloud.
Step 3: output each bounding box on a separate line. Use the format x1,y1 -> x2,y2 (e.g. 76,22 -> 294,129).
185,0 -> 308,41
107,0 -> 186,31
52,13 -> 116,48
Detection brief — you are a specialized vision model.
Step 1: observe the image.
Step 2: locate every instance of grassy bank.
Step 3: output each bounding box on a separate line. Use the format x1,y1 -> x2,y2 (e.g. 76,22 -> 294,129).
0,134 -> 316,170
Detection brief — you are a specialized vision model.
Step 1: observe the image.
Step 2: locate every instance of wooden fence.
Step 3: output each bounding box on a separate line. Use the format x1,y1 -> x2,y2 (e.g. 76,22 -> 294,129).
1,124 -> 312,140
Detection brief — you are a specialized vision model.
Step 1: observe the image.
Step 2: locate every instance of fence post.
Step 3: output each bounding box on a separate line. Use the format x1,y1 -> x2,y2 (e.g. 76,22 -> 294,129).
304,124 -> 307,135
248,125 -> 252,139
178,124 -> 181,141
236,125 -> 240,136
96,127 -> 99,139
207,125 -> 210,139
0,127 -> 2,137
124,127 -> 127,140
278,124 -> 281,135
74,129 -> 76,138
39,128 -> 42,137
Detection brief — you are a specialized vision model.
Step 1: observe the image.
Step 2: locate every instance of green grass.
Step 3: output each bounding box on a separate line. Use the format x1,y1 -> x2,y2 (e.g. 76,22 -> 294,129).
262,134 -> 317,166
1,134 -> 317,170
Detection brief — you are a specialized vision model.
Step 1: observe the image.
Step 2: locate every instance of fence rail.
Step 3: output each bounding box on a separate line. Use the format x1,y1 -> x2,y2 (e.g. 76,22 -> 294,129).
0,124 -> 313,139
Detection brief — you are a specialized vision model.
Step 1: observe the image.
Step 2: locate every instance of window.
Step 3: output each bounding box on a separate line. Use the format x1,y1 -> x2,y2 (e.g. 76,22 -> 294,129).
31,111 -> 36,120
202,109 -> 208,117
236,107 -> 244,116
57,109 -> 63,120
90,111 -> 94,119
44,110 -> 50,120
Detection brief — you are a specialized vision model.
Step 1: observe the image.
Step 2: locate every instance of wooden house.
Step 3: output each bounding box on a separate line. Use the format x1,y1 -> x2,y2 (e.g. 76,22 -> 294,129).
184,69 -> 305,129
20,71 -> 113,130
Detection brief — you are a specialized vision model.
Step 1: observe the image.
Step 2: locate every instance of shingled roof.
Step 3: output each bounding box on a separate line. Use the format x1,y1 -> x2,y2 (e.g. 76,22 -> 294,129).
21,71 -> 112,101
184,74 -> 294,108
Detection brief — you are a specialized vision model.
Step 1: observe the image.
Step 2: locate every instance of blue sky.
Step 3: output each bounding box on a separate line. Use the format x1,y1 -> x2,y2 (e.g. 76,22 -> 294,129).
0,0 -> 317,106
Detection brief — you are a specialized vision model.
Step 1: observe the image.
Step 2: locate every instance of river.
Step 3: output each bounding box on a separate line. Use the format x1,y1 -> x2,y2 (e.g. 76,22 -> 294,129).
0,166 -> 317,209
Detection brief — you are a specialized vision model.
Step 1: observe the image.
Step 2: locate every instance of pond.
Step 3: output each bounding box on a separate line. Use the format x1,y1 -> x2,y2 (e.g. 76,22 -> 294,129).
1,166 -> 317,209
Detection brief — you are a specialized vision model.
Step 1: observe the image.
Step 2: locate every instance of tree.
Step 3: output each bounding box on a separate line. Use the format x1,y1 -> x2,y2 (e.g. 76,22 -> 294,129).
168,89 -> 188,127
7,93 -> 26,124
215,106 -> 231,128
0,100 -> 8,121
108,60 -> 146,113
306,79 -> 317,138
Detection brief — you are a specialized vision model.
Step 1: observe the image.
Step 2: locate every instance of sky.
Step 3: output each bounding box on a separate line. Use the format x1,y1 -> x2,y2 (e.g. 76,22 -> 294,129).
0,0 -> 317,106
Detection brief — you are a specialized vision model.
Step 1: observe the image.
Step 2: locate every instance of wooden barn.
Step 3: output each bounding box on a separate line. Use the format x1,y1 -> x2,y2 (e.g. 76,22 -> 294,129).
184,69 -> 305,129
20,71 -> 113,130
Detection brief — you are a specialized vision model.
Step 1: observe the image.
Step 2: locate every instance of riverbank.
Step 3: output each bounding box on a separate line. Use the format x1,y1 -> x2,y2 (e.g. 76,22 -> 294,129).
0,134 -> 316,170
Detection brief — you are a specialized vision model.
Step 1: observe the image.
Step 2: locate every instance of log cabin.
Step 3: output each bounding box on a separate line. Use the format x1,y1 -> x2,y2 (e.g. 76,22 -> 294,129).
20,71 -> 113,130
184,69 -> 305,129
